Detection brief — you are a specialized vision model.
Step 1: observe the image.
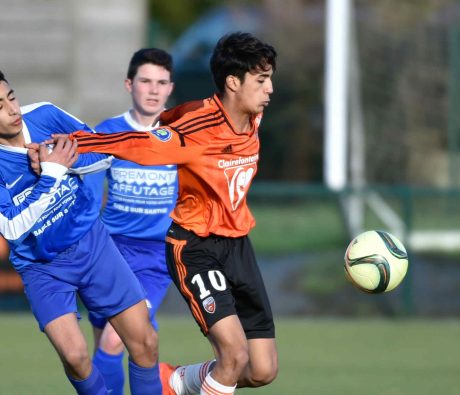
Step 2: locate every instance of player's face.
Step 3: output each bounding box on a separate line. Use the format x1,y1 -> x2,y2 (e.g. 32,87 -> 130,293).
237,65 -> 274,115
0,80 -> 23,145
125,63 -> 174,121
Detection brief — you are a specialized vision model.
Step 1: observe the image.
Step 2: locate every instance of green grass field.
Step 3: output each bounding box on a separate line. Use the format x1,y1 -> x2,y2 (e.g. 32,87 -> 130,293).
0,314 -> 458,394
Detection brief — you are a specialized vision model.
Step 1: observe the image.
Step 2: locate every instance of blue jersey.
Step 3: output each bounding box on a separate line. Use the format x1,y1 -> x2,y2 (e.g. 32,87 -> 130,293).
84,111 -> 178,240
0,102 -> 109,271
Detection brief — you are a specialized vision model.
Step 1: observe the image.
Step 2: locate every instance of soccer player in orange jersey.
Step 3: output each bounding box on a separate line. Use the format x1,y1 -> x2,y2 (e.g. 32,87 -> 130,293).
67,32 -> 278,395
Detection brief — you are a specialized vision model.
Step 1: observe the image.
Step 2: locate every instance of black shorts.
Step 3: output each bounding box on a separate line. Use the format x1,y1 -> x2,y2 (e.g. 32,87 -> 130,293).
165,222 -> 275,339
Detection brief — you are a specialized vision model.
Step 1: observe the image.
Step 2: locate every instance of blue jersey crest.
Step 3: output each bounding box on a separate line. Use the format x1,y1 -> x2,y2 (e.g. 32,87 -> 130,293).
151,128 -> 172,142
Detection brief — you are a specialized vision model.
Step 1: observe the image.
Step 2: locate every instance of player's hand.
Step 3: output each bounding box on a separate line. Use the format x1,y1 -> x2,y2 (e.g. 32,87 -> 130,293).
43,133 -> 72,146
25,142 -> 42,175
38,137 -> 79,168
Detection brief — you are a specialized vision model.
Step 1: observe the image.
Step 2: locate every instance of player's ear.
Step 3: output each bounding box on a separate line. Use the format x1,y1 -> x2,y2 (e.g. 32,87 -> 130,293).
168,81 -> 175,96
225,75 -> 240,93
124,78 -> 133,93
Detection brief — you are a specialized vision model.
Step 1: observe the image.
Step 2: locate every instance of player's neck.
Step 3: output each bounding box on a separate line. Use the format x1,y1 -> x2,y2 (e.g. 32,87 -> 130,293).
129,108 -> 160,129
220,97 -> 251,134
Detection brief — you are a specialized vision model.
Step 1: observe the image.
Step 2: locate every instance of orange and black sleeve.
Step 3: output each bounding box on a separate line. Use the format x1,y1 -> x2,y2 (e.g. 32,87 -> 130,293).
70,130 -> 204,166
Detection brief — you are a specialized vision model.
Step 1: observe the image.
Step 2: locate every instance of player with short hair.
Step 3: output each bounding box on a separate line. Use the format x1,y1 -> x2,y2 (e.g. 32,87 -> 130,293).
84,47 -> 176,395
0,70 -> 162,394
67,31 -> 279,395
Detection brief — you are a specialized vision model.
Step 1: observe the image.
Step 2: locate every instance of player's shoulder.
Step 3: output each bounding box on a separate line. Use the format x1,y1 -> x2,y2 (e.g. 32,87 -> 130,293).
21,102 -> 86,128
160,98 -> 217,127
21,102 -> 66,128
95,112 -> 129,133
21,101 -> 56,116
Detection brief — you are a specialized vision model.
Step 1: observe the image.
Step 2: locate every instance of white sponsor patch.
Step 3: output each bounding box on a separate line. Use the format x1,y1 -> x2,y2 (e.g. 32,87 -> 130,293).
111,168 -> 176,186
225,165 -> 256,210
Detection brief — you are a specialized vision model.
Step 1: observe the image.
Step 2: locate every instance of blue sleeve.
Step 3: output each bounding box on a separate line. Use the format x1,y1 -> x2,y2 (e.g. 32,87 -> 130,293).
0,175 -> 63,243
71,152 -> 112,172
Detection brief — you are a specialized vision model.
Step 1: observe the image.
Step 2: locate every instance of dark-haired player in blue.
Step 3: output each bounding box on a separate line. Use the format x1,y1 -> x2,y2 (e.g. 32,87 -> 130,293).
0,70 -> 162,394
84,48 -> 176,395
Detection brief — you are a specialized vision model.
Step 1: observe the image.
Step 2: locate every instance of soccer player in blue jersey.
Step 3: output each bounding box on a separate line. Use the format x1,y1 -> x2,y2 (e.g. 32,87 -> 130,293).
83,48 -> 176,394
0,70 -> 162,395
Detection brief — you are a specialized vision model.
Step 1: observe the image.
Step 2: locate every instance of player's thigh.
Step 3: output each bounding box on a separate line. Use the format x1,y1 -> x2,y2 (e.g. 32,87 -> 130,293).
108,300 -> 156,349
44,312 -> 88,360
247,338 -> 278,378
98,322 -> 125,354
207,315 -> 248,358
91,325 -> 103,352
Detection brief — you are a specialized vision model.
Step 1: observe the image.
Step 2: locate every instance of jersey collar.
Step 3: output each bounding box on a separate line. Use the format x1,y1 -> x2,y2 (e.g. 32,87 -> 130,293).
124,110 -> 161,131
211,94 -> 259,136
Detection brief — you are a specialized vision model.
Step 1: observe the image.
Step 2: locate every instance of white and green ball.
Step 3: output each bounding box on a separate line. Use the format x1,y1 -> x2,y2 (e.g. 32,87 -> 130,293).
344,230 -> 408,293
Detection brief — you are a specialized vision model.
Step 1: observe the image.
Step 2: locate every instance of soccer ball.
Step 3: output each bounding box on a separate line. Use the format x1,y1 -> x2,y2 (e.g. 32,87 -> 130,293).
344,230 -> 408,294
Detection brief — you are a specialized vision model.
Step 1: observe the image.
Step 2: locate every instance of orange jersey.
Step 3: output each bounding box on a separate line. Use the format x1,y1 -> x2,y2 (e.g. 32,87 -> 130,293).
72,95 -> 261,237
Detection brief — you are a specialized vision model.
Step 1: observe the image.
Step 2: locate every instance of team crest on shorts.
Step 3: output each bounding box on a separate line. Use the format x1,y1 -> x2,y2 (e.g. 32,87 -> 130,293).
151,128 -> 172,142
203,296 -> 216,314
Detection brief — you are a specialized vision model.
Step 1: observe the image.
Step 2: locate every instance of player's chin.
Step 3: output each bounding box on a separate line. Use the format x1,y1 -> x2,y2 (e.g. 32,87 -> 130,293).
260,101 -> 270,109
144,105 -> 162,115
255,104 -> 267,113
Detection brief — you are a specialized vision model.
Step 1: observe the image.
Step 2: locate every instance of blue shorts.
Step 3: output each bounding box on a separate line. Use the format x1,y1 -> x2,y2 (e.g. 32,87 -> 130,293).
88,235 -> 171,331
19,220 -> 146,331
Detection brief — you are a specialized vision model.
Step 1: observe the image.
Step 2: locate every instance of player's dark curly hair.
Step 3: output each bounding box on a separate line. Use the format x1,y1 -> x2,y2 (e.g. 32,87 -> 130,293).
210,32 -> 277,94
127,48 -> 173,80
0,70 -> 7,83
